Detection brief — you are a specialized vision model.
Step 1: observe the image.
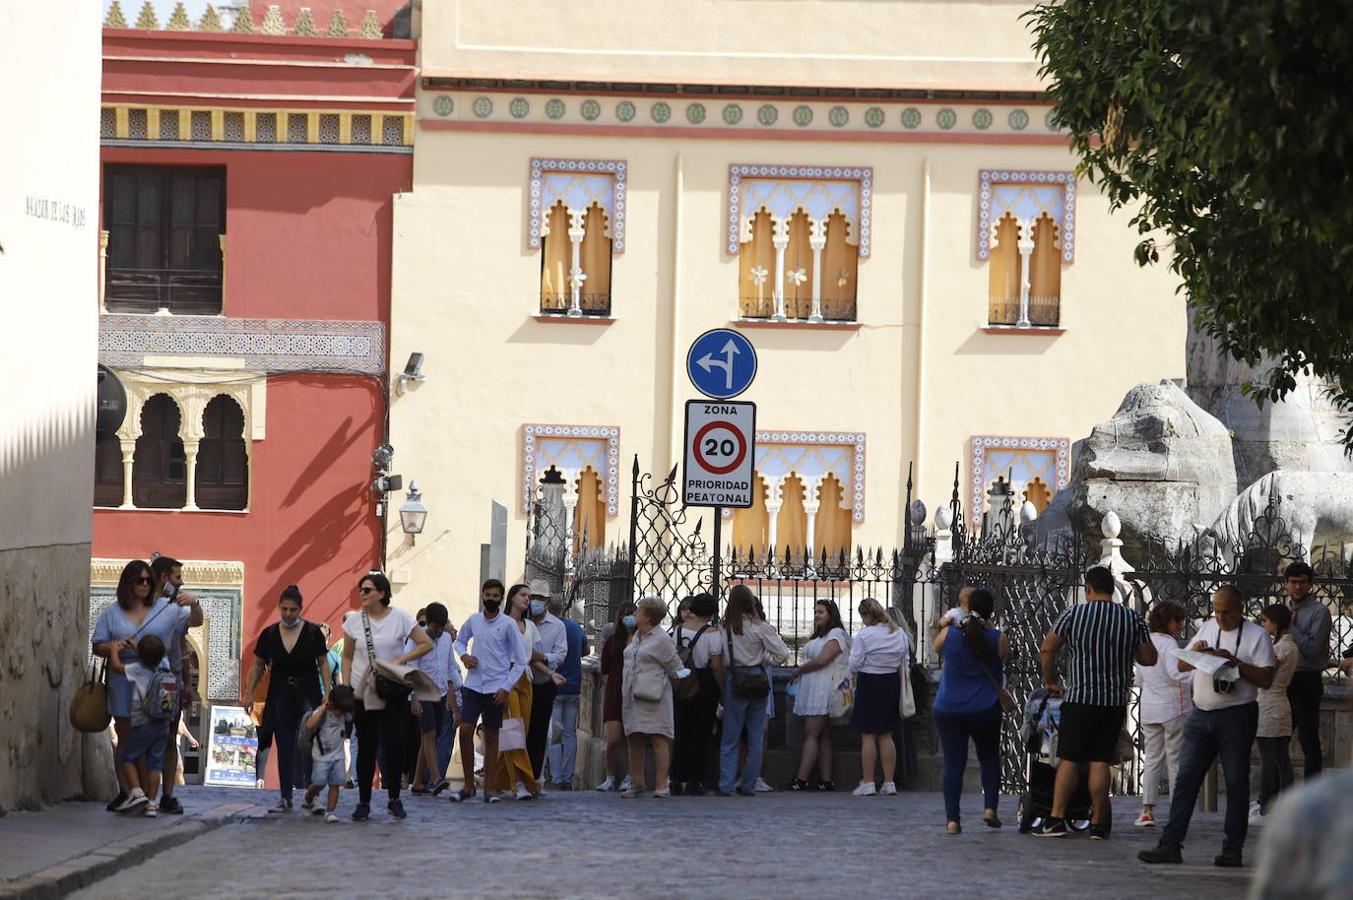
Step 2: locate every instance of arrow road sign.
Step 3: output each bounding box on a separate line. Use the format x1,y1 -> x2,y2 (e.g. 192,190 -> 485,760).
683,399 -> 756,508
686,328 -> 757,400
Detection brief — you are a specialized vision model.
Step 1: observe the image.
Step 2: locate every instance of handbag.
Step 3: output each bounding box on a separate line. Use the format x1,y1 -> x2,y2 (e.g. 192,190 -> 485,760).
979,656 -> 1018,714
362,611 -> 407,705
69,659 -> 111,733
827,669 -> 854,720
724,623 -> 771,699
899,660 -> 918,719
673,624 -> 711,703
499,717 -> 527,752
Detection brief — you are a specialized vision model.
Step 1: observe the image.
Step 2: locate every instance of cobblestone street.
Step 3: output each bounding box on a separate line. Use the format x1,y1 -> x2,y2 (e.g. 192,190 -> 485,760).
73,787 -> 1252,898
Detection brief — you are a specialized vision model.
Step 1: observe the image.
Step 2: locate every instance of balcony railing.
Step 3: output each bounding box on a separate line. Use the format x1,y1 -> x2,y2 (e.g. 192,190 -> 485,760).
738,295 -> 857,323
105,267 -> 223,316
539,292 -> 612,318
988,295 -> 1060,328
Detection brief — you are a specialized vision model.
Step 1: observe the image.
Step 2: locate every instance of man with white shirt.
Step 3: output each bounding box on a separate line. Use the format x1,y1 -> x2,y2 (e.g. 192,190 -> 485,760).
527,579 -> 568,786
449,580 -> 529,804
1139,585 -> 1276,869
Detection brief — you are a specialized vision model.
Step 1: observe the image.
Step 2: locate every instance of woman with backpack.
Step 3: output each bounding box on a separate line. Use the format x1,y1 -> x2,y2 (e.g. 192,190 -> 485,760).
931,587 -> 1008,833
619,596 -> 689,797
787,599 -> 849,791
671,593 -> 724,796
92,559 -> 196,813
718,585 -> 790,796
241,585 -> 330,813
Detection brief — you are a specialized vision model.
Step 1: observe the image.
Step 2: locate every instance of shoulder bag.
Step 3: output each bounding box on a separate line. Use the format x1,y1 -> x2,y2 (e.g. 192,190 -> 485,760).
673,624 -> 711,703
70,659 -> 111,733
899,658 -> 918,719
499,716 -> 527,752
362,611 -> 408,705
979,653 -> 1018,714
724,622 -> 770,699
630,634 -> 669,703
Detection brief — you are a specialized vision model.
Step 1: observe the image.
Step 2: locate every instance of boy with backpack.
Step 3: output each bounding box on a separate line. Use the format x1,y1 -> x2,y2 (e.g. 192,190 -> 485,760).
108,633 -> 178,815
301,684 -> 357,822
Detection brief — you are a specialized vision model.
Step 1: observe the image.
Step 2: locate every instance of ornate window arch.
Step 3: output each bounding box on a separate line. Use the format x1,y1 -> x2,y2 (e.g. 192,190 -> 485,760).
530,159 -> 626,318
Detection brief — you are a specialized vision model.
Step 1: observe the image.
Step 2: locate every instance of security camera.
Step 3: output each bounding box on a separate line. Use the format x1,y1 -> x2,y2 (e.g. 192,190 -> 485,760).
395,352 -> 426,396
372,443 -> 395,472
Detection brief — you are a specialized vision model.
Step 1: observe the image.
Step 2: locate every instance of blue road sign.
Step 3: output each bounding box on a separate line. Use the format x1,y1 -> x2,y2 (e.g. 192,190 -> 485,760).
686,328 -> 757,400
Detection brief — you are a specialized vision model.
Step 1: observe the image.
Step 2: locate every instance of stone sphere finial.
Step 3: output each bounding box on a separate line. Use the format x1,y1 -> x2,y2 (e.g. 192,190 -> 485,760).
1101,510 -> 1122,540
1020,501 -> 1038,525
934,505 -> 953,531
909,499 -> 927,527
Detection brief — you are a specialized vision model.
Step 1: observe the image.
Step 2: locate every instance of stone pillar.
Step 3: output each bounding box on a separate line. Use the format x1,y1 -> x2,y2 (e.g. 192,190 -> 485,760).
1016,218 -> 1036,328
771,218 -> 790,321
764,475 -> 785,568
808,219 -> 827,323
119,439 -> 137,509
562,470 -> 580,572
566,209 -> 587,317
99,230 -> 109,311
801,475 -> 824,571
183,439 -> 200,511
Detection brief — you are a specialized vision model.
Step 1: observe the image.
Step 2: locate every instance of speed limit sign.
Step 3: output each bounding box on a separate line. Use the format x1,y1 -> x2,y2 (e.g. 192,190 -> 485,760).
683,400 -> 756,508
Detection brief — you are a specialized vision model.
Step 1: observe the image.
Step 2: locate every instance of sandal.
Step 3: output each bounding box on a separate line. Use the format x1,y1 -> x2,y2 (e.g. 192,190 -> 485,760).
946,822 -> 962,835
983,812 -> 1003,829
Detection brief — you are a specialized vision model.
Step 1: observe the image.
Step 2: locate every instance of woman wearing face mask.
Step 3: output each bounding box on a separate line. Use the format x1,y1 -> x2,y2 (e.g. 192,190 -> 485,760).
241,586 -> 331,813
341,572 -> 433,821
497,584 -> 559,800
596,600 -> 638,792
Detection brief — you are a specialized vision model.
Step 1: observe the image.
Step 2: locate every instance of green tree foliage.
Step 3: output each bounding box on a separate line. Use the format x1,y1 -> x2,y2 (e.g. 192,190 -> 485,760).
1027,0 -> 1353,446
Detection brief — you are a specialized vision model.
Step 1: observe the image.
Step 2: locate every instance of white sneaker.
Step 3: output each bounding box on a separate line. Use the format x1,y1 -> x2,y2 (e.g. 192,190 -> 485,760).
852,781 -> 877,797
753,778 -> 774,793
143,806 -> 158,817
114,789 -> 149,814
515,783 -> 533,801
595,777 -> 616,792
619,776 -> 633,792
325,813 -> 340,823
1249,809 -> 1265,826
880,781 -> 898,796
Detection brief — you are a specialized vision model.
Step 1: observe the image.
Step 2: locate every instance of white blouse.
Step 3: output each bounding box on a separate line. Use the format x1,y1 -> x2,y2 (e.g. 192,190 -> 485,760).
849,623 -> 909,674
1134,631 -> 1192,725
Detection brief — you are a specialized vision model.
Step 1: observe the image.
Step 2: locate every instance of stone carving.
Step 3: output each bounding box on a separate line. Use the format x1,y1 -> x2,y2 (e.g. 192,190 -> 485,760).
1036,380 -> 1237,560
1197,470 -> 1353,564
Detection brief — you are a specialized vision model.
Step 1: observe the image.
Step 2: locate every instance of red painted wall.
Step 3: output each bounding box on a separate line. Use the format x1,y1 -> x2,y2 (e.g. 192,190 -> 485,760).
101,147 -> 409,322
93,374 -> 383,645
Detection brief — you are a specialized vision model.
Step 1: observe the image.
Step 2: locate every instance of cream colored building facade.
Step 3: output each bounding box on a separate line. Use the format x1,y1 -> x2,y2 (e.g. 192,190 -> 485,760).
389,0 -> 1186,622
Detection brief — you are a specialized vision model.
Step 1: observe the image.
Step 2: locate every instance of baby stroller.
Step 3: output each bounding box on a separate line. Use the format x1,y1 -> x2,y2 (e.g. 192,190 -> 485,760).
1016,689 -> 1093,834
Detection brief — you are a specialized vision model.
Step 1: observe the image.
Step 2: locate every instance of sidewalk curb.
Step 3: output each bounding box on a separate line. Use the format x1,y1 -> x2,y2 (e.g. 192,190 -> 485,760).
0,803 -> 259,900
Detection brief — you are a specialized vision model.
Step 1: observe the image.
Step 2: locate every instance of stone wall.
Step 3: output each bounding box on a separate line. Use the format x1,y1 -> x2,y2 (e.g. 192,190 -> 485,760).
0,544 -> 116,809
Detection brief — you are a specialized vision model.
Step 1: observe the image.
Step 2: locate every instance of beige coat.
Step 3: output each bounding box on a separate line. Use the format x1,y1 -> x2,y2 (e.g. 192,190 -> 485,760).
1258,634 -> 1299,738
621,629 -> 682,739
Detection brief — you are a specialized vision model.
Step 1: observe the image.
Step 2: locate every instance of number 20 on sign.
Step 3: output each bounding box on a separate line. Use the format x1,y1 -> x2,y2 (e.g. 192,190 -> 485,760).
682,400 -> 756,508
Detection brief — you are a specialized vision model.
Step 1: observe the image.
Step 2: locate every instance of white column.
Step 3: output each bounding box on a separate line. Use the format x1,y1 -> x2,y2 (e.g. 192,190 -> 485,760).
183,440 -> 200,511
1016,217 -> 1036,328
99,230 -> 110,312
119,439 -> 137,509
562,470 -> 580,571
801,475 -> 824,572
566,209 -> 587,318
763,475 -> 785,567
771,217 -> 790,321
807,219 -> 827,323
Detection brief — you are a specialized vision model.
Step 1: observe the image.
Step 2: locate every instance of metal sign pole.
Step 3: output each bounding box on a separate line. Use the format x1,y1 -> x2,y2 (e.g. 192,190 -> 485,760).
712,505 -> 722,601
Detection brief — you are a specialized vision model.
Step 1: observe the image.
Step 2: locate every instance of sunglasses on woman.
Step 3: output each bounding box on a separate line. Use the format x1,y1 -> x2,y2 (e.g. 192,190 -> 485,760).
135,576 -> 153,585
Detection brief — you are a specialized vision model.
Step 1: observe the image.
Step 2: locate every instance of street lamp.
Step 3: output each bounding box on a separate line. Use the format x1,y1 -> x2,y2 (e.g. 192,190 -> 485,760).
399,481 -> 428,541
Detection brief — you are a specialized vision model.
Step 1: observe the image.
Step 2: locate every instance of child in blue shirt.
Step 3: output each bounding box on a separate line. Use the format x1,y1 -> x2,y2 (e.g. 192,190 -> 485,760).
108,634 -> 174,815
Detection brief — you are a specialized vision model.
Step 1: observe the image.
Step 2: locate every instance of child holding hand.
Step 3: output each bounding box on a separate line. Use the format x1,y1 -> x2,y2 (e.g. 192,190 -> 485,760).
302,684 -> 357,823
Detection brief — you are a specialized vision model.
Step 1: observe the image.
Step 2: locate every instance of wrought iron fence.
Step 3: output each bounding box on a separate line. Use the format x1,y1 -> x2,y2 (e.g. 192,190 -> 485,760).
539,291 -> 612,317
738,295 -> 857,322
528,455 -> 1353,794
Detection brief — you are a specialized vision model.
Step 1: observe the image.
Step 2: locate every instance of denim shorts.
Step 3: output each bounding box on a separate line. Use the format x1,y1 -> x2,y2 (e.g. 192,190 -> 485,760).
118,721 -> 169,769
311,757 -> 346,787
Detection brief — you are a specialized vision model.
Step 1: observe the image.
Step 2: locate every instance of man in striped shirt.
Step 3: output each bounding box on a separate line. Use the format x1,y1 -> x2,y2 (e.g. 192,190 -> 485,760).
1035,566 -> 1155,839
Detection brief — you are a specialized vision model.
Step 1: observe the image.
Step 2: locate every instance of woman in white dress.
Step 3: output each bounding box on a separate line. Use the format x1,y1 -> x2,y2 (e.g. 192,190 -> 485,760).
787,600 -> 849,791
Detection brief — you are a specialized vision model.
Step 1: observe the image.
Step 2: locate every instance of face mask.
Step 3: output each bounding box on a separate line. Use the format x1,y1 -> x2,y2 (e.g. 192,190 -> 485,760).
529,599 -> 547,617
622,615 -> 637,630
483,599 -> 502,614
280,616 -> 301,629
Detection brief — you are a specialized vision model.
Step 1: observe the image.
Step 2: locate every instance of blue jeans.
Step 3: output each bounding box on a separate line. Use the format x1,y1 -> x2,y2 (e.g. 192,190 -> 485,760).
1161,703 -> 1259,852
719,676 -> 768,793
547,694 -> 581,785
266,687 -> 313,802
933,703 -> 1002,824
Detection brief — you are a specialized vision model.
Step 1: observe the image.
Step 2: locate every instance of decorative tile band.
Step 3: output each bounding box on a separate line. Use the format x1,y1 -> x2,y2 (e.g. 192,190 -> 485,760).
528,158 -> 628,254
976,170 -> 1077,263
727,165 -> 873,257
99,314 -> 386,374
521,424 -> 621,517
102,105 -> 413,150
969,435 -> 1070,519
422,92 -> 1060,143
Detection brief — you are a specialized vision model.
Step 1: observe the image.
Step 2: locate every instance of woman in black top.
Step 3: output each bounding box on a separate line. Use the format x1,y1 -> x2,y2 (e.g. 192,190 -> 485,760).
242,586 -> 330,812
